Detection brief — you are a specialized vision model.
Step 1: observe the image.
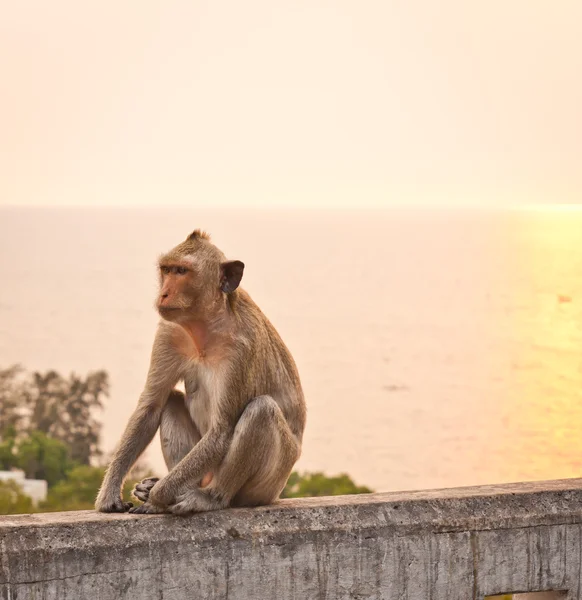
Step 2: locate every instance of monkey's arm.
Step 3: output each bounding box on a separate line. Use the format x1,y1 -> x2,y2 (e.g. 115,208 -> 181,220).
95,329 -> 183,512
95,403 -> 163,512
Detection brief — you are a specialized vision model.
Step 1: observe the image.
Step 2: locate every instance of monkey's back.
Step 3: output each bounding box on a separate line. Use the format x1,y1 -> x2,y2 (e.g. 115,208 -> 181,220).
230,289 -> 306,441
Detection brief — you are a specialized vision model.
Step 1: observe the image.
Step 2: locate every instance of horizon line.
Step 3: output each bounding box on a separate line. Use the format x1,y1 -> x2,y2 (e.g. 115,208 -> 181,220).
1,203 -> 581,212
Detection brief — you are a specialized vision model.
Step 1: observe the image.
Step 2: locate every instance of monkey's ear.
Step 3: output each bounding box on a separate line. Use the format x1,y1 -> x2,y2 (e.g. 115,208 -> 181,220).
220,261 -> 244,293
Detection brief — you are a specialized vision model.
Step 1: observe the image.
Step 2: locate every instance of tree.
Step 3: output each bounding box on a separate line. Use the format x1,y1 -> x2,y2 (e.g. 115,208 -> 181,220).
41,466 -> 106,511
0,365 -> 108,466
281,471 -> 373,499
0,365 -> 159,515
0,428 -> 17,470
27,370 -> 108,465
0,365 -> 28,433
14,431 -> 73,487
0,479 -> 34,515
0,429 -> 73,487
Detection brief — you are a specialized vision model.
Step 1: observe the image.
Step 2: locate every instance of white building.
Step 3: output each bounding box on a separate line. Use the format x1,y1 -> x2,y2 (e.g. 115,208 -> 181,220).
0,470 -> 48,505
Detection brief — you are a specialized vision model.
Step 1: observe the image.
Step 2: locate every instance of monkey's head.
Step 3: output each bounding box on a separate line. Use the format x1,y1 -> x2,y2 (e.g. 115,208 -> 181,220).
156,229 -> 245,322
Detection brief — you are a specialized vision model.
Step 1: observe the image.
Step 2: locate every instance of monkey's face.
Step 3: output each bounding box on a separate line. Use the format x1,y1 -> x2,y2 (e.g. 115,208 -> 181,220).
156,258 -> 217,322
156,232 -> 245,323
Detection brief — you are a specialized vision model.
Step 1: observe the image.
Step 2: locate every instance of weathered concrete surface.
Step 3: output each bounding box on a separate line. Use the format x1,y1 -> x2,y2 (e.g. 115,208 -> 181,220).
2,478 -> 582,599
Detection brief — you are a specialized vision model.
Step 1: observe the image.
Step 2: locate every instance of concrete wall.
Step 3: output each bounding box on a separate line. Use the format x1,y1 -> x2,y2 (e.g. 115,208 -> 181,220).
1,478 -> 582,599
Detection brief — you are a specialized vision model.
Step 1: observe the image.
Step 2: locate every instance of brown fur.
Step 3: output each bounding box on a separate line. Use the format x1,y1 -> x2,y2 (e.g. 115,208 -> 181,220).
95,231 -> 306,515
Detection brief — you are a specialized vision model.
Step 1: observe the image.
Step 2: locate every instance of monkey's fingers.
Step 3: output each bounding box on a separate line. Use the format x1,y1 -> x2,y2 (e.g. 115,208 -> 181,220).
140,477 -> 160,487
98,498 -> 132,513
133,478 -> 159,502
132,488 -> 150,503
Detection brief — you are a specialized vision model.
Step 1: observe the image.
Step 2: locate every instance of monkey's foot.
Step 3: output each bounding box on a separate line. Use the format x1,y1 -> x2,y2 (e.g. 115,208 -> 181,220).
168,489 -> 228,516
95,497 -> 133,513
132,477 -> 160,503
128,501 -> 167,514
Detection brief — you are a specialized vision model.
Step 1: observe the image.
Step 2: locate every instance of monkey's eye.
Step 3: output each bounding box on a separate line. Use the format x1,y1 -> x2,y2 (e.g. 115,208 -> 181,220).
161,266 -> 171,275
176,266 -> 188,275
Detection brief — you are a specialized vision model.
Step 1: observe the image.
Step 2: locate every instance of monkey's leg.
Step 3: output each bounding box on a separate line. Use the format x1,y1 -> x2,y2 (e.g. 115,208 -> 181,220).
130,390 -> 202,512
160,389 -> 202,470
168,395 -> 299,515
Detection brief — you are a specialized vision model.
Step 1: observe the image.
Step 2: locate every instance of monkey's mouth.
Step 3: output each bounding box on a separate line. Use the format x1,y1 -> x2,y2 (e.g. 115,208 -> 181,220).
158,305 -> 181,316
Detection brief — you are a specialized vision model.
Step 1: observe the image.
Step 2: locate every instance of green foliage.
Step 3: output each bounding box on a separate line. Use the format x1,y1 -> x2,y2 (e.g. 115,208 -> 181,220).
0,479 -> 34,515
40,465 -> 152,512
27,369 -> 108,465
0,365 -> 108,467
0,364 -> 112,514
0,428 -> 74,486
41,466 -> 106,511
281,471 -> 373,499
0,429 -> 17,471
12,431 -> 74,487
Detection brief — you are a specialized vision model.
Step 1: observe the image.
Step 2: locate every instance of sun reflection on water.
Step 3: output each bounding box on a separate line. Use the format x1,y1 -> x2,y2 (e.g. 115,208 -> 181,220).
497,209 -> 582,483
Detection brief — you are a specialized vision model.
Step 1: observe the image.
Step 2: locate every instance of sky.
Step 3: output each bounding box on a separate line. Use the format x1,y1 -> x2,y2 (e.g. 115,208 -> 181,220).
1,1 -> 581,209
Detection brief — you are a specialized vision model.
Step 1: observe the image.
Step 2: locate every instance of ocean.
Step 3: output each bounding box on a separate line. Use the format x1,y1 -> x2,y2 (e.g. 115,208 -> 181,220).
1,206 -> 581,493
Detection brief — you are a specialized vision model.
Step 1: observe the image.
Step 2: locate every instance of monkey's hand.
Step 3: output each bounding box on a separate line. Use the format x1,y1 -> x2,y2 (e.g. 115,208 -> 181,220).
131,477 -> 160,503
95,493 -> 133,513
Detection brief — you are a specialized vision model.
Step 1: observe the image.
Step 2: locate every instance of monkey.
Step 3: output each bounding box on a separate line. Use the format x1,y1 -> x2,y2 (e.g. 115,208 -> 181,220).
95,229 -> 306,515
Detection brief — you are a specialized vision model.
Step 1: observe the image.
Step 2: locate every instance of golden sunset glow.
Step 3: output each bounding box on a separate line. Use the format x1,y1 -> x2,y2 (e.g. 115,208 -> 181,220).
495,211 -> 582,483
1,1 -> 582,501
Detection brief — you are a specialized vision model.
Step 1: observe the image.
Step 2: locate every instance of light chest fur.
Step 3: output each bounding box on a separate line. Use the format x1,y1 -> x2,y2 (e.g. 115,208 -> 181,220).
183,360 -> 226,436
168,321 -> 231,436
